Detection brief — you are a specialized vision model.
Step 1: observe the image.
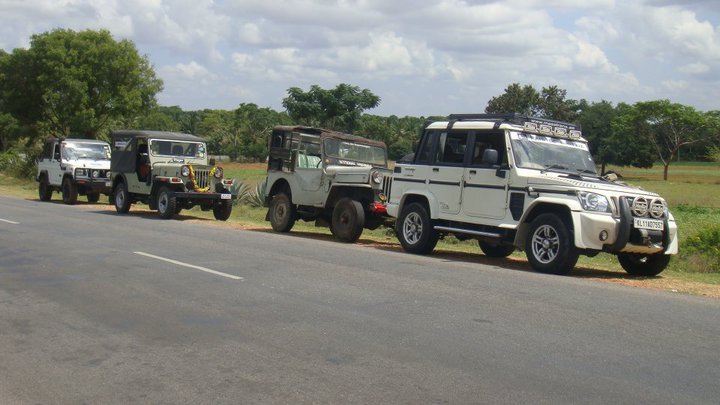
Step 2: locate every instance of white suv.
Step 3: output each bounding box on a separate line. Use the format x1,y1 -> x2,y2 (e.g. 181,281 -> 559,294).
36,138 -> 112,204
387,114 -> 678,276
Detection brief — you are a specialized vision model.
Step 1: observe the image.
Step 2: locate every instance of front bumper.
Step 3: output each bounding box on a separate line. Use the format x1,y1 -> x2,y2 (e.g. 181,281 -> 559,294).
173,191 -> 232,201
75,179 -> 112,193
573,198 -> 678,255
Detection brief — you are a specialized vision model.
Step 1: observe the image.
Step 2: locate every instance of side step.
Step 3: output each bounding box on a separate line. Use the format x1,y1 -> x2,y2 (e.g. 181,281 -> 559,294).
433,226 -> 501,239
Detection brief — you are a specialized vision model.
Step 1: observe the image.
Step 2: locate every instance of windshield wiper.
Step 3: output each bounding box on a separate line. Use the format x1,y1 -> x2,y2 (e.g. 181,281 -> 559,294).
540,164 -> 570,174
576,169 -> 599,177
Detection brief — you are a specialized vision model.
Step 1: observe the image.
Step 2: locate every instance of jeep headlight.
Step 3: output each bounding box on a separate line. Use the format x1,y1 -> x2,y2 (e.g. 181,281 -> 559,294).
75,168 -> 88,177
577,191 -> 610,212
180,165 -> 190,177
213,167 -> 223,179
371,170 -> 383,184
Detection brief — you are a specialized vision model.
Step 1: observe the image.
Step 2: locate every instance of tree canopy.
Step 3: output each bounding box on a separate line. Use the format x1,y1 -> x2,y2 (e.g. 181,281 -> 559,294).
0,28 -> 162,139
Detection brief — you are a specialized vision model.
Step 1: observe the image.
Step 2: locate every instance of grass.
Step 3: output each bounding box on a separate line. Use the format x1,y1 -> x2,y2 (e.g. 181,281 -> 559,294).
3,161 -> 720,297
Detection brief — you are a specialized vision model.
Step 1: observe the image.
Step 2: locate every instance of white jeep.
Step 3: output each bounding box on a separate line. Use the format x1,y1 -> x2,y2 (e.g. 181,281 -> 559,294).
263,126 -> 392,243
36,138 -> 112,204
387,114 -> 678,276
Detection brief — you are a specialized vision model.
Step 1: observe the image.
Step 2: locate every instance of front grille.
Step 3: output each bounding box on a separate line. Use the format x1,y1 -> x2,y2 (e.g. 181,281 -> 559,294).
194,169 -> 210,189
382,176 -> 393,198
625,196 -> 666,219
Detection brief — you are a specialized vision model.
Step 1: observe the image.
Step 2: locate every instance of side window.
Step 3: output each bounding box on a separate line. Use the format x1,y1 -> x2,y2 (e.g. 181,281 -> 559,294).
416,131 -> 437,164
435,131 -> 468,165
296,136 -> 321,169
470,131 -> 507,166
53,144 -> 61,160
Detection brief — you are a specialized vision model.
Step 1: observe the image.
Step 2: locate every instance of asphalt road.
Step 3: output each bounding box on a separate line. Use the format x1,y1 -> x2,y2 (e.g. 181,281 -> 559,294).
1,195 -> 719,404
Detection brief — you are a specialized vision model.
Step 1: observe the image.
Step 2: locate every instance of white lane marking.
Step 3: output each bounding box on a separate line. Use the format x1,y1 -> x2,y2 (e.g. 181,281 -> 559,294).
134,251 -> 243,280
0,218 -> 19,224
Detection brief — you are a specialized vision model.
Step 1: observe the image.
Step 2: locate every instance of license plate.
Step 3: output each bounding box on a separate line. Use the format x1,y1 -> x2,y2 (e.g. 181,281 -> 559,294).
105,181 -> 112,187
220,193 -> 232,200
634,217 -> 664,231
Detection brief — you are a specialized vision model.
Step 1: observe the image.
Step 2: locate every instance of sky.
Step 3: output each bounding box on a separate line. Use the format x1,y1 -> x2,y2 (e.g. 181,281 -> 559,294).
1,0 -> 719,117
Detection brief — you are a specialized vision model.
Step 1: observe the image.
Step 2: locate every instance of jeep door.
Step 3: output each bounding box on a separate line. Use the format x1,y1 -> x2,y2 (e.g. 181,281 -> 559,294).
462,131 -> 509,220
47,142 -> 64,186
293,135 -> 325,206
426,130 -> 468,216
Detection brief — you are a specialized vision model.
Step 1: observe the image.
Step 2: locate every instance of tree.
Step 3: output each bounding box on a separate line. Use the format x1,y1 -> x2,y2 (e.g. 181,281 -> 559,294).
282,84 -> 380,132
612,100 -> 706,180
576,100 -> 618,174
539,85 -> 581,122
485,83 -> 540,116
0,29 -> 163,139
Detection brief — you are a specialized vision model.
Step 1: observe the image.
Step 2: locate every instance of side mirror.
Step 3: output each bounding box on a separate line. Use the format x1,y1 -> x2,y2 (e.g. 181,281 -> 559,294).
209,157 -> 216,166
481,149 -> 498,166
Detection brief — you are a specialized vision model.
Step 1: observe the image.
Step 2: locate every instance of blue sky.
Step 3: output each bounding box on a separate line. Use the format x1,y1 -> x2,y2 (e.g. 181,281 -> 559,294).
1,0 -> 719,117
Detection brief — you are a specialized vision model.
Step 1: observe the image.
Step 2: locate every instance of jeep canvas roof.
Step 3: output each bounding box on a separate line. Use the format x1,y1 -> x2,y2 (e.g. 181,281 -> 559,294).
273,125 -> 386,148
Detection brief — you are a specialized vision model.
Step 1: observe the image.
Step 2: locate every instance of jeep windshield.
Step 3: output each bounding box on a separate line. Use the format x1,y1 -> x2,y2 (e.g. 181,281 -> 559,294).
323,138 -> 387,167
510,131 -> 597,176
149,139 -> 206,160
62,142 -> 111,161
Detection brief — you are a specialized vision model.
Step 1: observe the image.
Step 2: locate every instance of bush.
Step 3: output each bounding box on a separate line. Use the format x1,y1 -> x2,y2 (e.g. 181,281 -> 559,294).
681,225 -> 720,273
707,145 -> 720,163
0,148 -> 39,179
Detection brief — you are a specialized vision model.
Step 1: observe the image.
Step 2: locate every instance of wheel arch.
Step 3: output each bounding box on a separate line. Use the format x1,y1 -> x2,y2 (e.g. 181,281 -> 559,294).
514,202 -> 574,250
398,192 -> 438,219
325,186 -> 374,210
266,178 -> 292,203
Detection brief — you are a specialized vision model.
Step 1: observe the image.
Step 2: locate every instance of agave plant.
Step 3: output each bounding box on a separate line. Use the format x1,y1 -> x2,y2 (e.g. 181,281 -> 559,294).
245,178 -> 268,208
229,179 -> 251,206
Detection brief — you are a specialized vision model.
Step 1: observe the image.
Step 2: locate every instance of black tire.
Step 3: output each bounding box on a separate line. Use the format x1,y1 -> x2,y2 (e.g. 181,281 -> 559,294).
38,174 -> 52,201
114,182 -> 131,214
268,192 -> 296,232
157,187 -> 177,219
87,193 -> 100,203
618,253 -> 671,277
61,177 -> 78,205
213,199 -> 232,221
331,198 -> 365,243
396,202 -> 438,254
479,241 -> 516,258
525,213 -> 579,275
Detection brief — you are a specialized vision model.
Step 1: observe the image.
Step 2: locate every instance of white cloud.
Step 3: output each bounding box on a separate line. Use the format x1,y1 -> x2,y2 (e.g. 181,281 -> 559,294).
679,62 -> 710,74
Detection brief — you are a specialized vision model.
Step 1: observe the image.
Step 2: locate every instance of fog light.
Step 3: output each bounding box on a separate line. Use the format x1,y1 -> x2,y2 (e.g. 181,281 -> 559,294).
599,230 -> 609,241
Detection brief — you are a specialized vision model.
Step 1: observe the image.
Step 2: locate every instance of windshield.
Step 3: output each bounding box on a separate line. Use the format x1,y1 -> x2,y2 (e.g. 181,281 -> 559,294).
510,131 -> 597,175
149,140 -> 206,159
323,138 -> 387,167
62,142 -> 111,161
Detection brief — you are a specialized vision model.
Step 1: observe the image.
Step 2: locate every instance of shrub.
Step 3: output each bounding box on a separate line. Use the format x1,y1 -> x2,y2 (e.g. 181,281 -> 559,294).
0,149 -> 39,179
707,145 -> 720,163
245,179 -> 267,208
681,225 -> 720,273
229,179 -> 251,206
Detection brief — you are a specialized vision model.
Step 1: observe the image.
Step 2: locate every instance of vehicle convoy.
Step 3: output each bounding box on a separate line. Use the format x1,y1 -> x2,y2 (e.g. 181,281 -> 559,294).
263,125 -> 392,243
109,130 -> 233,220
387,114 -> 678,276
36,138 -> 112,204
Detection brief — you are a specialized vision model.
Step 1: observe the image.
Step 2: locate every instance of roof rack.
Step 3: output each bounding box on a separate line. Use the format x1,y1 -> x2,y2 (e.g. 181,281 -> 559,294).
445,113 -> 582,139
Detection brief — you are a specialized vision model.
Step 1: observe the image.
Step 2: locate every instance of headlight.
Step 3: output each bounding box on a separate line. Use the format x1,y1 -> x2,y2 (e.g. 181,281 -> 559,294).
75,168 -> 87,177
214,167 -> 223,178
371,170 -> 383,184
180,165 -> 190,177
577,191 -> 610,212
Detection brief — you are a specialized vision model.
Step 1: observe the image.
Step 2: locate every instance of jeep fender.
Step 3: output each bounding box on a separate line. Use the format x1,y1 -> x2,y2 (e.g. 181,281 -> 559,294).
36,170 -> 48,182
325,185 -> 374,210
112,174 -> 128,190
514,197 -> 581,250
397,190 -> 440,219
266,178 -> 292,203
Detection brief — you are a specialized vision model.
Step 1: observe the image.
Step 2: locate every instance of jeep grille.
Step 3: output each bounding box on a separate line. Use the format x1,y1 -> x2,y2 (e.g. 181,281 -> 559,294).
625,196 -> 666,219
382,176 -> 392,198
194,169 -> 210,189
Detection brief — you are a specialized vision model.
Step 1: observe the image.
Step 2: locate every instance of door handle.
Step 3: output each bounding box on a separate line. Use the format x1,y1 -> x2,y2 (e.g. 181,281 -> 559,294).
432,168 -> 439,172
469,170 -> 476,174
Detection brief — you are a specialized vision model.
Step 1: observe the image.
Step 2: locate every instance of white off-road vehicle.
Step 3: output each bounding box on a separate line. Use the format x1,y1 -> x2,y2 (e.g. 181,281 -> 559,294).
387,114 -> 678,276
263,126 -> 392,243
36,138 -> 112,204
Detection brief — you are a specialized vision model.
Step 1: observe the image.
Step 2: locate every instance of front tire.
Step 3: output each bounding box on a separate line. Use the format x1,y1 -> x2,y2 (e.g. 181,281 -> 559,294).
157,187 -> 177,219
525,213 -> 579,275
268,192 -> 296,232
61,177 -> 78,205
38,174 -> 52,201
331,198 -> 365,243
618,253 -> 671,277
396,202 -> 438,254
213,198 -> 232,221
114,182 -> 131,213
479,241 -> 516,258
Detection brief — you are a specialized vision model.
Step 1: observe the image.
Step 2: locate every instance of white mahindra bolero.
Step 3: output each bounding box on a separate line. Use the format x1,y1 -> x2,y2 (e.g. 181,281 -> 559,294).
387,114 -> 678,276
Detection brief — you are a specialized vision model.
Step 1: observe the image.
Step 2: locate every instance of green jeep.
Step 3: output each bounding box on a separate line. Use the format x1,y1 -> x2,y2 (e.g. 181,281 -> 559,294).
110,130 -> 233,220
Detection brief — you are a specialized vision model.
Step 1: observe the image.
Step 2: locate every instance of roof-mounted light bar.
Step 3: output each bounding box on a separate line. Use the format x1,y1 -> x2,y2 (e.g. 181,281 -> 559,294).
447,113 -> 583,139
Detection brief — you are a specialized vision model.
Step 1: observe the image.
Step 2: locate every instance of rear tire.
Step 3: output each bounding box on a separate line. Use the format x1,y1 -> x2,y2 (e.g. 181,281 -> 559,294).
61,177 -> 78,205
396,202 -> 438,254
331,198 -> 365,243
268,192 -> 296,232
618,253 -> 671,277
157,187 -> 177,219
525,213 -> 579,275
213,198 -> 232,221
479,241 -> 515,258
114,182 -> 131,213
38,174 -> 52,201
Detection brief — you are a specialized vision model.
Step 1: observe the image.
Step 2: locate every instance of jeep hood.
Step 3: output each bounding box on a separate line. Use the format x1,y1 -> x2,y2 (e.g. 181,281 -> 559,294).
528,174 -> 660,197
66,159 -> 111,170
325,164 -> 389,184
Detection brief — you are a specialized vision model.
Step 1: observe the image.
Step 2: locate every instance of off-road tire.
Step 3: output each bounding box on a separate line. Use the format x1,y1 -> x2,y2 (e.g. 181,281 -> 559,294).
213,199 -> 232,221
87,193 -> 100,203
618,253 -> 671,277
479,241 -> 516,258
157,187 -> 177,219
268,192 -> 296,232
525,213 -> 579,275
114,182 -> 132,213
331,198 -> 365,243
61,177 -> 78,205
396,202 -> 438,254
38,174 -> 52,201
